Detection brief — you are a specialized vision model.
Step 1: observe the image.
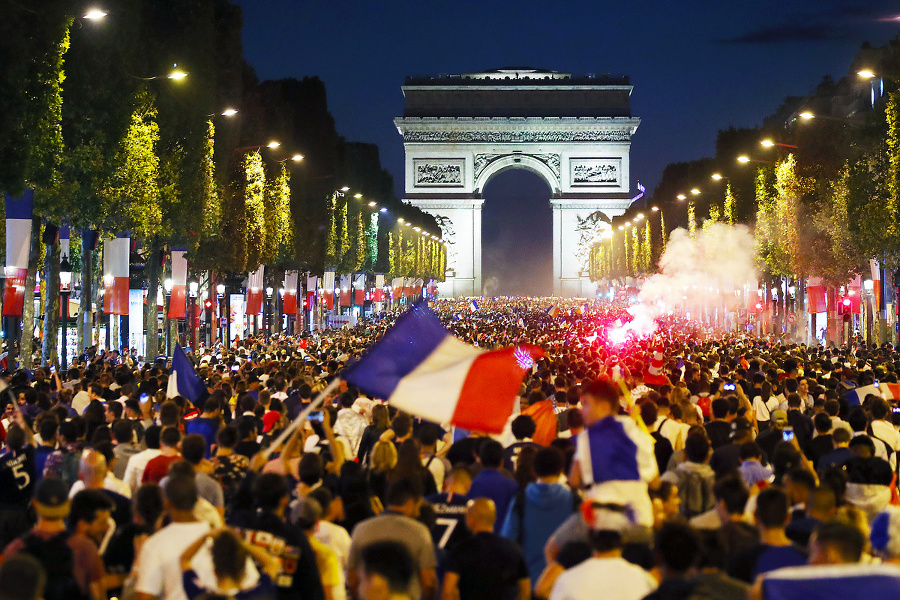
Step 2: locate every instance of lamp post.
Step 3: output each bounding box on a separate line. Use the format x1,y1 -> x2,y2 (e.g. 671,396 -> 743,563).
265,286 -> 273,337
163,278 -> 173,355
59,254 -> 73,369
188,281 -> 198,350
216,283 -> 225,344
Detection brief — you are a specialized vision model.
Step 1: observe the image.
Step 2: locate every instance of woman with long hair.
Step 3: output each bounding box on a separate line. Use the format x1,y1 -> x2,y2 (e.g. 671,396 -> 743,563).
388,438 -> 437,497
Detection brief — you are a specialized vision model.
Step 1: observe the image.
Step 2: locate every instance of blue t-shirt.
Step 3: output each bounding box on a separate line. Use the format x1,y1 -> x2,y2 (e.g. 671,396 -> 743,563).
468,469 -> 518,533
185,418 -> 220,458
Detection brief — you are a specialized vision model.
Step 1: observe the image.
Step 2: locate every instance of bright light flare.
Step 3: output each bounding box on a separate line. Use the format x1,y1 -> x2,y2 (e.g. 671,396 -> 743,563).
799,111 -> 814,120
221,108 -> 238,117
83,8 -> 107,20
858,69 -> 876,79
266,141 -> 281,149
737,155 -> 751,163
760,139 -> 775,147
291,154 -> 304,162
677,194 -> 686,200
607,327 -> 628,346
711,173 -> 723,180
690,188 -> 701,195
167,68 -> 188,80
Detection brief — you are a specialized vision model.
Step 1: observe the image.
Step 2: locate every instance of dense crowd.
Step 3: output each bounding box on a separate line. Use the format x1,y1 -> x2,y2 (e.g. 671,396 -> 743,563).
0,297 -> 899,600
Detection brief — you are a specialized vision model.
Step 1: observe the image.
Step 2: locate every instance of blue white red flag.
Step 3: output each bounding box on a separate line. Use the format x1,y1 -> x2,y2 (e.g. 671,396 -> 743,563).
167,344 -> 208,406
761,564 -> 900,600
546,304 -> 560,318
844,384 -> 886,407
343,302 -> 542,433
468,299 -> 479,313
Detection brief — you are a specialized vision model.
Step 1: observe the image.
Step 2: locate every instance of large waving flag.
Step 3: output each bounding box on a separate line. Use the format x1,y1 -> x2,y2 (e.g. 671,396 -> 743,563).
843,383 -> 900,406
343,302 -> 542,433
167,344 -> 208,406
761,564 -> 900,600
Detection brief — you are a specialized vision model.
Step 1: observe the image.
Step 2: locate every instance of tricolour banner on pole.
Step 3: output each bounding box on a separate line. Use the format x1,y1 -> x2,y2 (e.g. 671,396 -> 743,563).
283,271 -> 298,315
245,266 -> 264,315
354,273 -> 366,305
168,249 -> 187,319
103,234 -> 130,315
3,190 -> 34,317
373,274 -> 385,302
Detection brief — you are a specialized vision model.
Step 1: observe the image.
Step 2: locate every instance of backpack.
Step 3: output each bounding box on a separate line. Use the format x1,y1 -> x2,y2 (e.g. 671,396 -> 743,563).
21,531 -> 89,600
677,468 -> 714,518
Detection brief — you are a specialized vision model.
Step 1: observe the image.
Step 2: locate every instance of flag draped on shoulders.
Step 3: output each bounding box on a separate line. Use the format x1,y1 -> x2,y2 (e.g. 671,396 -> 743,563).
343,302 -> 542,433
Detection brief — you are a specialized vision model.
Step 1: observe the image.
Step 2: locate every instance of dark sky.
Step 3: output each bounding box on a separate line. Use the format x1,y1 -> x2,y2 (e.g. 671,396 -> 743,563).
234,0 -> 899,294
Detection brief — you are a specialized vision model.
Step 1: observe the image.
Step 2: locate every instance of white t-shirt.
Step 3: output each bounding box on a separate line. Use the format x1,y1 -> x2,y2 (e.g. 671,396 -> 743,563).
550,556 -> 656,600
135,521 -> 211,600
315,519 -> 352,572
123,448 -> 162,493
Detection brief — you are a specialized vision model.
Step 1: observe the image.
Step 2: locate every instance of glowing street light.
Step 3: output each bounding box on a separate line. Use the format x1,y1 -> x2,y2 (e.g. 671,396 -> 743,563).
167,67 -> 188,81
858,69 -> 876,79
761,138 -> 798,149
83,8 -> 108,20
368,201 -> 377,207
290,154 -> 303,162
340,186 -> 350,192
221,108 -> 238,117
799,111 -> 815,120
651,206 -> 659,212
690,188 -> 701,195
711,173 -> 723,180
676,194 -> 687,201
618,225 -> 624,230
266,141 -> 280,149
397,218 -> 405,224
737,155 -> 751,164
379,207 -> 387,213
354,193 -> 363,199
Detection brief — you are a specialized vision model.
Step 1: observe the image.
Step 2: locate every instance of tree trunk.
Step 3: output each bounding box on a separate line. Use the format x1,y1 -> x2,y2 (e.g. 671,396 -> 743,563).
78,233 -> 93,355
20,218 -> 41,369
40,240 -> 60,366
144,239 -> 161,362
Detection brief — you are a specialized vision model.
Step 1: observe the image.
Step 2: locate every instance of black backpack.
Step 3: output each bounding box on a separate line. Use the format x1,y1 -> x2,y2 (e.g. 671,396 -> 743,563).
21,531 -> 89,600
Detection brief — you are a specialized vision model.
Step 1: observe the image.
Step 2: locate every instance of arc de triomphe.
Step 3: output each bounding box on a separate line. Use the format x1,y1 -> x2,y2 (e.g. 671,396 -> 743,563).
395,68 -> 640,297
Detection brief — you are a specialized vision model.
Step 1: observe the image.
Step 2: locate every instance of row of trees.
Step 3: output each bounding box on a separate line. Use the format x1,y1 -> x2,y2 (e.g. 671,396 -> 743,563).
589,33 -> 900,343
0,1 -> 445,366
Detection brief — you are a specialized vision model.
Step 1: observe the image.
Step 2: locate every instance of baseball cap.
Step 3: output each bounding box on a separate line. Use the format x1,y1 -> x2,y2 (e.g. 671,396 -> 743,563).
772,410 -> 788,426
33,477 -> 70,519
262,411 -> 282,433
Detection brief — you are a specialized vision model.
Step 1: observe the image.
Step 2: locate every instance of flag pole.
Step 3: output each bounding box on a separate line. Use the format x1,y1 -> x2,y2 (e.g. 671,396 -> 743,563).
258,377 -> 342,462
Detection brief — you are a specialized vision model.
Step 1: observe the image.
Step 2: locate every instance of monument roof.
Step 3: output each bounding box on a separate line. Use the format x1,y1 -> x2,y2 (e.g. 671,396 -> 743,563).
404,68 -> 630,87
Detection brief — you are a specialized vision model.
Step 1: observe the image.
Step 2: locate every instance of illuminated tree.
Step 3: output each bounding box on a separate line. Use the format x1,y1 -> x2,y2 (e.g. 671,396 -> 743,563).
688,201 -> 697,239
243,151 -> 266,271
724,183 -> 737,225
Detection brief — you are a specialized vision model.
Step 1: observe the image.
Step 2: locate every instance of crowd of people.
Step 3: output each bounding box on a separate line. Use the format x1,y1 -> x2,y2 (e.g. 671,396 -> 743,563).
0,297 -> 899,600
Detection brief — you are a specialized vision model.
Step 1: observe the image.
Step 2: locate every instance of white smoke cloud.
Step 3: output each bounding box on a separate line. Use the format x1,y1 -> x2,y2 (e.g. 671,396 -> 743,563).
636,222 -> 758,327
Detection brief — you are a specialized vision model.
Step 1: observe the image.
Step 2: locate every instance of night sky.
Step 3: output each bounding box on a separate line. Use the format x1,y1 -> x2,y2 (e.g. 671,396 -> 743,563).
234,0 -> 899,295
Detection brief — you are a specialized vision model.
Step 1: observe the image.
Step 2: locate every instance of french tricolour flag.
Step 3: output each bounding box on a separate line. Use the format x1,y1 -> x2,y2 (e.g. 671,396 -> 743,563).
166,343 -> 208,407
761,564 -> 900,600
844,383 -> 900,406
468,299 -> 479,313
4,190 -> 34,317
343,302 -> 542,433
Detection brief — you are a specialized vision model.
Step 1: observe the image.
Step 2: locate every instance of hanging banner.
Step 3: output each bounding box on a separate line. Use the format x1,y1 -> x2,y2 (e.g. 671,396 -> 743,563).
245,266 -> 264,315
354,273 -> 366,305
807,286 -> 827,314
339,274 -> 351,307
283,271 -> 298,315
373,274 -> 385,302
3,190 -> 34,317
168,249 -> 188,319
103,234 -> 130,315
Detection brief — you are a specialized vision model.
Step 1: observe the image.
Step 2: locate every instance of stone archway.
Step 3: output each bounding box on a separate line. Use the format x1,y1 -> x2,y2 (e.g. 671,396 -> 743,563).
395,68 -> 640,297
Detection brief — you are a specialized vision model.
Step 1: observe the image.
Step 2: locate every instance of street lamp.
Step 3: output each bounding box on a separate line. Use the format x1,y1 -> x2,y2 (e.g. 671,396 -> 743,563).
188,281 -> 198,349
760,139 -> 798,149
690,188 -> 701,196
676,194 -> 686,201
59,254 -> 73,369
220,108 -> 238,117
265,286 -> 273,335
163,278 -> 173,355
711,173 -> 723,181
83,8 -> 108,20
